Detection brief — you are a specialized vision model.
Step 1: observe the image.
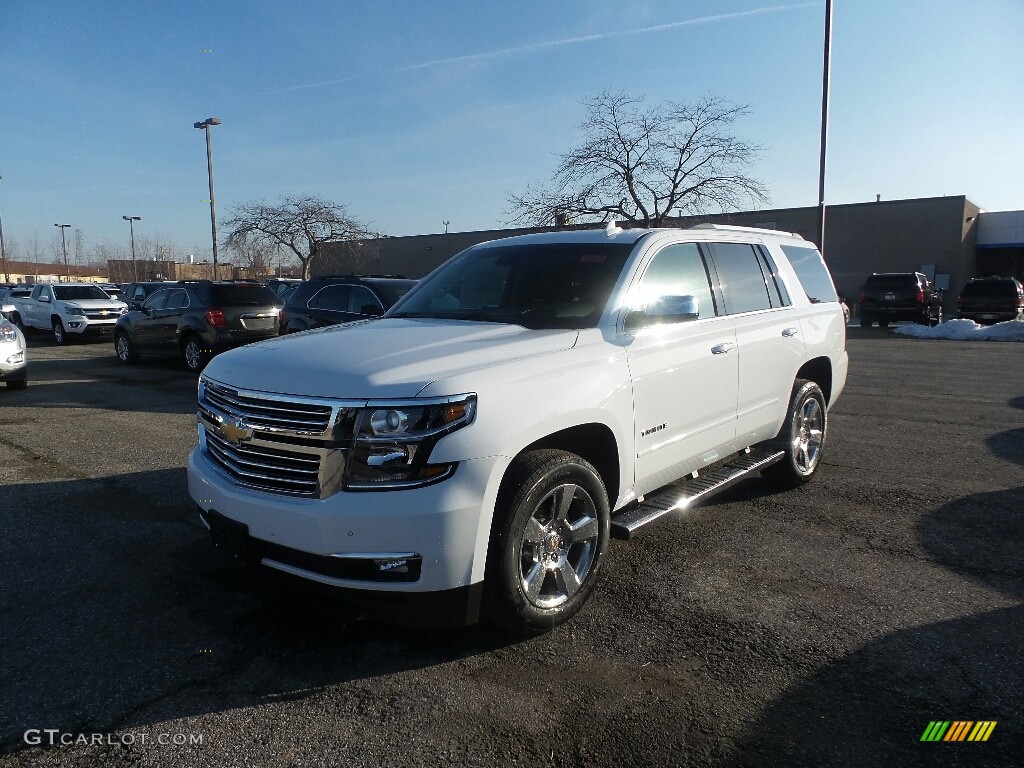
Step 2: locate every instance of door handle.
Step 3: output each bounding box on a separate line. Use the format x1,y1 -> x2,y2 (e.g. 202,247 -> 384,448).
782,327 -> 800,337
711,342 -> 736,355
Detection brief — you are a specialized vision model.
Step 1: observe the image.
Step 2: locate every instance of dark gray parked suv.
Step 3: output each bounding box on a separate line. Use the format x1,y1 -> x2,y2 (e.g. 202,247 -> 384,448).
957,277 -> 1024,324
114,281 -> 282,372
858,272 -> 942,328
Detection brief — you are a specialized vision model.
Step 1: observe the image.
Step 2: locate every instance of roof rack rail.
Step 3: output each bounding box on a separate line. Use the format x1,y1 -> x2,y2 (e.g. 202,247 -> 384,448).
689,223 -> 803,239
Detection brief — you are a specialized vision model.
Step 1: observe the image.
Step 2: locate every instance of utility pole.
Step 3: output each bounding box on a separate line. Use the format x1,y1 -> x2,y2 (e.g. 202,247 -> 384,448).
55,224 -> 71,282
0,175 -> 9,283
123,216 -> 141,281
194,117 -> 222,280
817,0 -> 833,256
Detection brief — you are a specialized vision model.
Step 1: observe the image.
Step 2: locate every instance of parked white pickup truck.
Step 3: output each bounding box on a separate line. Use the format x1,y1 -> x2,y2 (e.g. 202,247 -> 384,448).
12,283 -> 127,344
188,224 -> 848,633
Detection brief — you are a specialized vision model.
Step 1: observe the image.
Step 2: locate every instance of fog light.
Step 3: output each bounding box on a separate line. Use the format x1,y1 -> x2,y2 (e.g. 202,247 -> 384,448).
6,352 -> 23,364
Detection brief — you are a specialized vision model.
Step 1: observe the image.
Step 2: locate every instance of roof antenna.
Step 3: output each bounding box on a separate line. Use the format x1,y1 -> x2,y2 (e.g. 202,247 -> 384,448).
605,219 -> 622,237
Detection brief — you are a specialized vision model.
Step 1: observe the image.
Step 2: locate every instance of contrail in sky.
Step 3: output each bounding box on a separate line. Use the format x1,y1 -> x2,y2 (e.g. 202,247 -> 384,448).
239,3 -> 816,99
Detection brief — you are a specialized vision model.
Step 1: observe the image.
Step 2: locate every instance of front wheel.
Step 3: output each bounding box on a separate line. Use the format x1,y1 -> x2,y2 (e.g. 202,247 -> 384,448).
484,450 -> 610,635
52,319 -> 68,345
181,336 -> 209,373
6,374 -> 27,390
763,379 -> 828,488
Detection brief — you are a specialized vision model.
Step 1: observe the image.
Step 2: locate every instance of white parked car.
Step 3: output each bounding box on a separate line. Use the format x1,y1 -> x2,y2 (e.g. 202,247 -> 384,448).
188,224 -> 848,633
0,304 -> 27,389
11,282 -> 127,344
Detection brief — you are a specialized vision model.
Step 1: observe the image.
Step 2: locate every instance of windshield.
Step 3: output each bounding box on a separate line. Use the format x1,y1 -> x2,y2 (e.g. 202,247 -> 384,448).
53,285 -> 112,301
390,242 -> 633,329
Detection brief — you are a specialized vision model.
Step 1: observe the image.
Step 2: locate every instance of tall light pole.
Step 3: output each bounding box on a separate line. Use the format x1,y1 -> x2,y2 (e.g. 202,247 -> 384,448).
54,224 -> 71,282
443,220 -> 450,234
0,175 -> 9,283
194,117 -> 222,280
122,215 -> 141,281
816,0 -> 833,255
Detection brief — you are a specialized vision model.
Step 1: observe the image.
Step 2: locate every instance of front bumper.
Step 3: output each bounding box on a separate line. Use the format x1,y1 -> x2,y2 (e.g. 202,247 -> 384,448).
187,444 -> 500,621
64,318 -> 119,336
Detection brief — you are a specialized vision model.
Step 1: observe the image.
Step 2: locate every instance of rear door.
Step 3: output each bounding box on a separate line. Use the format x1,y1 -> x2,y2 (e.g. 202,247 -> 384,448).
305,284 -> 355,327
704,241 -> 806,447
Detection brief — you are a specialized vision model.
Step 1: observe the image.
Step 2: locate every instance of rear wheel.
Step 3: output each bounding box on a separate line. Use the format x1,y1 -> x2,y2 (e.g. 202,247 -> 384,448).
114,331 -> 139,364
484,449 -> 610,635
181,335 -> 208,373
878,320 -> 889,329
928,307 -> 943,327
764,379 -> 827,488
859,314 -> 873,328
52,318 -> 68,345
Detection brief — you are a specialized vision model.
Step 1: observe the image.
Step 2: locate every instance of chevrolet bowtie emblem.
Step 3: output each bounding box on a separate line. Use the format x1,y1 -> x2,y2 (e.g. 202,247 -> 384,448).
218,418 -> 253,445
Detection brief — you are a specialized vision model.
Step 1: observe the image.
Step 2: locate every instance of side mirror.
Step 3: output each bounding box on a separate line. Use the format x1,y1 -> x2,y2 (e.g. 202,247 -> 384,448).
39,294 -> 51,303
624,295 -> 699,333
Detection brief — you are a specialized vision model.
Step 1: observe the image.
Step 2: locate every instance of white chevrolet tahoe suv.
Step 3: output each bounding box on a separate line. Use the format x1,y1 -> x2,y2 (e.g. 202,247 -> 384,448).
188,225 -> 848,633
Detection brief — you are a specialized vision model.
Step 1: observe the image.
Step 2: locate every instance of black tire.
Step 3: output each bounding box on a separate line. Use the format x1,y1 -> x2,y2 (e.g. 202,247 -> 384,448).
114,331 -> 139,364
6,374 -> 27,390
763,379 -> 828,488
11,313 -> 26,333
928,307 -> 943,327
484,449 -> 610,635
859,315 -> 873,328
181,335 -> 208,373
878,320 -> 889,329
52,318 -> 68,345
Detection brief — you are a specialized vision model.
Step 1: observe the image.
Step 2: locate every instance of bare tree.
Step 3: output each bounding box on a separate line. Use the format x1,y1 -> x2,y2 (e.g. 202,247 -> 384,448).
225,232 -> 274,280
507,91 -> 769,228
223,196 -> 373,280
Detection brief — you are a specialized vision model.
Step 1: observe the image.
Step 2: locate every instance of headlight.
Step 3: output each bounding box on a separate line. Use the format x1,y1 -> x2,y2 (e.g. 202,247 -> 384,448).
65,306 -> 85,316
345,394 -> 476,490
6,351 -> 24,365
0,326 -> 17,342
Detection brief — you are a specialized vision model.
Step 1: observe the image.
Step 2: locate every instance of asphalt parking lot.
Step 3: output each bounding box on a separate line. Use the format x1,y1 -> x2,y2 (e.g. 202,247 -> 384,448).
1,328 -> 1021,767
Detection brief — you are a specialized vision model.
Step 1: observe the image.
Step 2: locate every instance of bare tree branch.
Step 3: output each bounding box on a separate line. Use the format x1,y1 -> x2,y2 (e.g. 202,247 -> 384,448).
222,196 -> 374,280
506,91 -> 769,228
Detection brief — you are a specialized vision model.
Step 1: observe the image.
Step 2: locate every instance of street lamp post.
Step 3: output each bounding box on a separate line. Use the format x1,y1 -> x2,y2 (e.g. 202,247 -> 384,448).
816,0 -> 833,255
54,224 -> 71,282
0,175 -> 9,283
122,216 -> 141,281
194,117 -> 222,280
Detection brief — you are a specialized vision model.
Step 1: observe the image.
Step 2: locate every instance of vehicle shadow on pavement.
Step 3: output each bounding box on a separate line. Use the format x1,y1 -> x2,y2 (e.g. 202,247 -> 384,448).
0,468 -> 516,755
8,357 -> 197,414
732,428 -> 1024,767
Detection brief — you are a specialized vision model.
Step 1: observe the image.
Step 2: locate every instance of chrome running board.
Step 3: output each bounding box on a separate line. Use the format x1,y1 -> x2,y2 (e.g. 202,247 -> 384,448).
610,448 -> 785,540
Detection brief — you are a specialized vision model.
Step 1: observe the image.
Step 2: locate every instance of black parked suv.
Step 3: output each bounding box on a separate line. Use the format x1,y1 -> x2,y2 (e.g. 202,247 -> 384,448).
120,281 -> 178,310
957,276 -> 1024,324
113,281 -> 283,372
280,275 -> 416,334
859,272 -> 942,328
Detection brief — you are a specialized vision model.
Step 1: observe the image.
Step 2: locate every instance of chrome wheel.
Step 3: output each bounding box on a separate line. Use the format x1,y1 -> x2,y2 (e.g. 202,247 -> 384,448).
519,482 -> 600,609
794,397 -> 824,473
52,320 -> 65,345
116,335 -> 130,360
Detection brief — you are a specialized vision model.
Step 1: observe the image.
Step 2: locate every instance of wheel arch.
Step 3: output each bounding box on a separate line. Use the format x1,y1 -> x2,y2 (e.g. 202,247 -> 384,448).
514,423 -> 621,513
796,356 -> 833,404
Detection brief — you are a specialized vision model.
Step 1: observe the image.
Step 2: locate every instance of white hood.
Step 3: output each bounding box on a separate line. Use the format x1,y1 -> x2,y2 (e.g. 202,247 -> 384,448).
202,318 -> 579,399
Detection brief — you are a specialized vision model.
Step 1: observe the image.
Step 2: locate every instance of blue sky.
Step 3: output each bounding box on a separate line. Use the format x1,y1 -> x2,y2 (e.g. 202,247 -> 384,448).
1,0 -> 1021,262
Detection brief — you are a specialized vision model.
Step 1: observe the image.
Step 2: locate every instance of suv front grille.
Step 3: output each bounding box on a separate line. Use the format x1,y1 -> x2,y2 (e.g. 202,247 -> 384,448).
204,427 -> 321,496
198,378 -> 360,498
203,379 -> 333,434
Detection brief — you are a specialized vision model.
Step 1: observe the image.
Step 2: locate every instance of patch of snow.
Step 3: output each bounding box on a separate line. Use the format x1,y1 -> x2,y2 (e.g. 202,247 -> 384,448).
892,318 -> 1024,342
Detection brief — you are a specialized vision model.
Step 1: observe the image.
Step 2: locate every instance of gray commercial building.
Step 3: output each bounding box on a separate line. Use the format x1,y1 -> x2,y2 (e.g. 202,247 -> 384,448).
319,195 -> 1019,312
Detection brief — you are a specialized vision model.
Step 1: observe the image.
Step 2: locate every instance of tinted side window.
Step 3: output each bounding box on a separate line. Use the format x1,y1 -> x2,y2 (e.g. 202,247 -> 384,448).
705,242 -> 773,315
166,289 -> 189,310
756,246 -> 791,307
310,285 -> 351,311
636,243 -> 717,319
780,245 -> 839,304
349,286 -> 383,314
144,290 -> 170,310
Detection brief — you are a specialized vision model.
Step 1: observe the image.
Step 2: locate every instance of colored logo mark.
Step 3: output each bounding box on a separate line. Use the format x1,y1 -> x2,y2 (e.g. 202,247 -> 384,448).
921,721 -> 996,742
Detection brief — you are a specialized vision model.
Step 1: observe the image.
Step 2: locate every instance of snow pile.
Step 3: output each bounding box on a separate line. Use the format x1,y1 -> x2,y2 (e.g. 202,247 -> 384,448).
892,318 -> 1024,342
